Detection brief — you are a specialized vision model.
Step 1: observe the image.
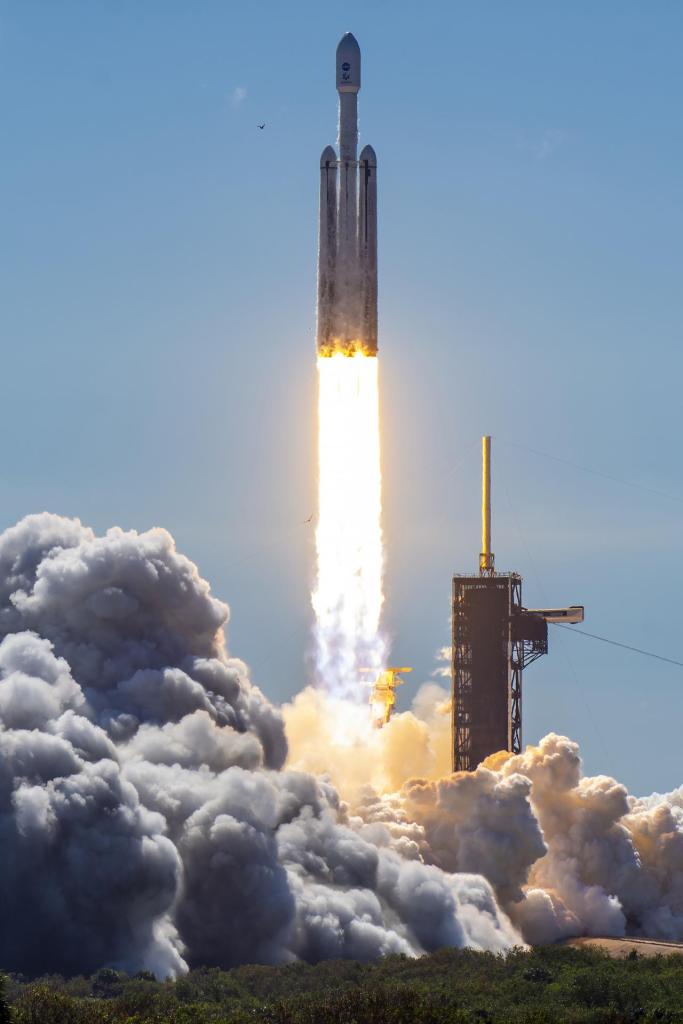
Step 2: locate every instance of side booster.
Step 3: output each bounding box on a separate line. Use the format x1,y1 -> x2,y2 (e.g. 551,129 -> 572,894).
317,33 -> 377,356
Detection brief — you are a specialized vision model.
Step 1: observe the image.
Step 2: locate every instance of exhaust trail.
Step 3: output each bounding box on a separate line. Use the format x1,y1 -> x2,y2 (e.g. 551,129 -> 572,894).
312,352 -> 386,699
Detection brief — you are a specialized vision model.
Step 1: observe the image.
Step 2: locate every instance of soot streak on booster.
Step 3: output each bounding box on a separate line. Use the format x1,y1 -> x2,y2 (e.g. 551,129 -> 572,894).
317,33 -> 377,356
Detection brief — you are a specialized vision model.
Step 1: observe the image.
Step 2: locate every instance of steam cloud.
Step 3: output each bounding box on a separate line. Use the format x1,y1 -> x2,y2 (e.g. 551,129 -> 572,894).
285,688 -> 683,947
0,514 -> 517,979
1,514 -> 680,979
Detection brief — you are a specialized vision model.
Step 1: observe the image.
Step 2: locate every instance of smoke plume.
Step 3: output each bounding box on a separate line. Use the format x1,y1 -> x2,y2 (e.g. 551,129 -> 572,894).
2,513 -> 680,979
285,688 -> 683,947
0,513 -> 518,979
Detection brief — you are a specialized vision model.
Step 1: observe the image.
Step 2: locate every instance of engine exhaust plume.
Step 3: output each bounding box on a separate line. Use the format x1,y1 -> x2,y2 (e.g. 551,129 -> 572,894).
312,352 -> 386,699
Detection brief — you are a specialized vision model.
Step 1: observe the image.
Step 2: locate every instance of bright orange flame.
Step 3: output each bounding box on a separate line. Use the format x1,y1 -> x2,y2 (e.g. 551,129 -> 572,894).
312,351 -> 386,700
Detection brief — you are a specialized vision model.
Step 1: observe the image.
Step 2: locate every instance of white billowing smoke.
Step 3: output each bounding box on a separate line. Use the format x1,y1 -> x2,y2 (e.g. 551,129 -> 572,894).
285,687 -> 683,947
3,514 -> 680,980
0,513 -> 519,979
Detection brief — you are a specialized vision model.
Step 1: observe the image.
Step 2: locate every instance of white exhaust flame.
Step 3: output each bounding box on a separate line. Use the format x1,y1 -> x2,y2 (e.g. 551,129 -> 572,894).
312,352 -> 386,700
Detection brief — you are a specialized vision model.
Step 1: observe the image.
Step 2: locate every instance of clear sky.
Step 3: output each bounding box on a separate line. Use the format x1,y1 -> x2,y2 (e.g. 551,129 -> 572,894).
1,1 -> 682,795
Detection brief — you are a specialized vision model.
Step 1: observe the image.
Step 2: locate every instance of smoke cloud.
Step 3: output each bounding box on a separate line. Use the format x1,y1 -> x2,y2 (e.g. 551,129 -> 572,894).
286,688 -> 683,947
1,513 -> 680,979
0,513 -> 518,979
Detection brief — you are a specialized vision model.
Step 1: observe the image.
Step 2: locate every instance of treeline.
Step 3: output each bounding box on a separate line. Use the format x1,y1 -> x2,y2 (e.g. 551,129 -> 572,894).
3,945 -> 683,1024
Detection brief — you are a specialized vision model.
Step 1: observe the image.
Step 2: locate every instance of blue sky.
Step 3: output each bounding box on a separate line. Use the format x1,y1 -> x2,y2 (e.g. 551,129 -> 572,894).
1,1 -> 682,794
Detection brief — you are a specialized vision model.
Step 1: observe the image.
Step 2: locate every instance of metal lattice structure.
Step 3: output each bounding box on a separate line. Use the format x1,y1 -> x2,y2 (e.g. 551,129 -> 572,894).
451,572 -> 549,773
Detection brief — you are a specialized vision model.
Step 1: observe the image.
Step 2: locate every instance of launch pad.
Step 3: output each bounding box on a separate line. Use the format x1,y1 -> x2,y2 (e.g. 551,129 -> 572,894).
451,438 -> 583,772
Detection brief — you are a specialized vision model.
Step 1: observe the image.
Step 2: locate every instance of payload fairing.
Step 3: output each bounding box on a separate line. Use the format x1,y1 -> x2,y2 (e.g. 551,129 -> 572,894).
317,33 -> 377,356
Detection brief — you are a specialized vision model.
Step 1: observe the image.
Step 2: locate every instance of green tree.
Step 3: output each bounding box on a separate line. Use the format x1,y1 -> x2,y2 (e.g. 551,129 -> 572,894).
0,975 -> 11,1024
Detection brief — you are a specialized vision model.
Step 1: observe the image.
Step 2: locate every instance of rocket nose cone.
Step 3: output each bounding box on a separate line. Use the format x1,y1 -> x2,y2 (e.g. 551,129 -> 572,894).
320,144 -> 337,167
359,144 -> 377,167
336,31 -> 361,92
337,31 -> 360,54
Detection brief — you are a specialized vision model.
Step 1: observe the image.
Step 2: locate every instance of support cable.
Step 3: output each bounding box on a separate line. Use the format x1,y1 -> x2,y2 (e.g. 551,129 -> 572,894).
504,441 -> 683,505
552,624 -> 683,669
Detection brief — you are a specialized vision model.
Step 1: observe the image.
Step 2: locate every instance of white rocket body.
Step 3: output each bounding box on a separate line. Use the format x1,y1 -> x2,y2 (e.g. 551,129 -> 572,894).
317,33 -> 377,355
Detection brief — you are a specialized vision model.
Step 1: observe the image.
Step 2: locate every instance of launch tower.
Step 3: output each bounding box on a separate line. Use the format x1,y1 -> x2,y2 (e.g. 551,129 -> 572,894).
451,437 -> 584,772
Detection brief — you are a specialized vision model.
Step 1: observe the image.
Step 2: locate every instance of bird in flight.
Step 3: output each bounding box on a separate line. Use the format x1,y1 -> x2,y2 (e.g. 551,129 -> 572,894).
303,514 -> 313,524
257,123 -> 266,130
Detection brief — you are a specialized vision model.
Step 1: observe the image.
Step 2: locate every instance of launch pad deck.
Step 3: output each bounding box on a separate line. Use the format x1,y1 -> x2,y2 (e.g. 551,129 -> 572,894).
562,937 -> 683,958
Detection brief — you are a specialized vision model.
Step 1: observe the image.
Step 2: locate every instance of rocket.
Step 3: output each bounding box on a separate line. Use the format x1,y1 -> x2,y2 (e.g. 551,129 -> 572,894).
317,33 -> 377,356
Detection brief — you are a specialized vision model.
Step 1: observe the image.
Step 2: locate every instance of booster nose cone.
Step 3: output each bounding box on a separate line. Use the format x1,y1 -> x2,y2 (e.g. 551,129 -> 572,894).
336,32 -> 361,93
320,144 -> 337,166
359,144 -> 377,167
